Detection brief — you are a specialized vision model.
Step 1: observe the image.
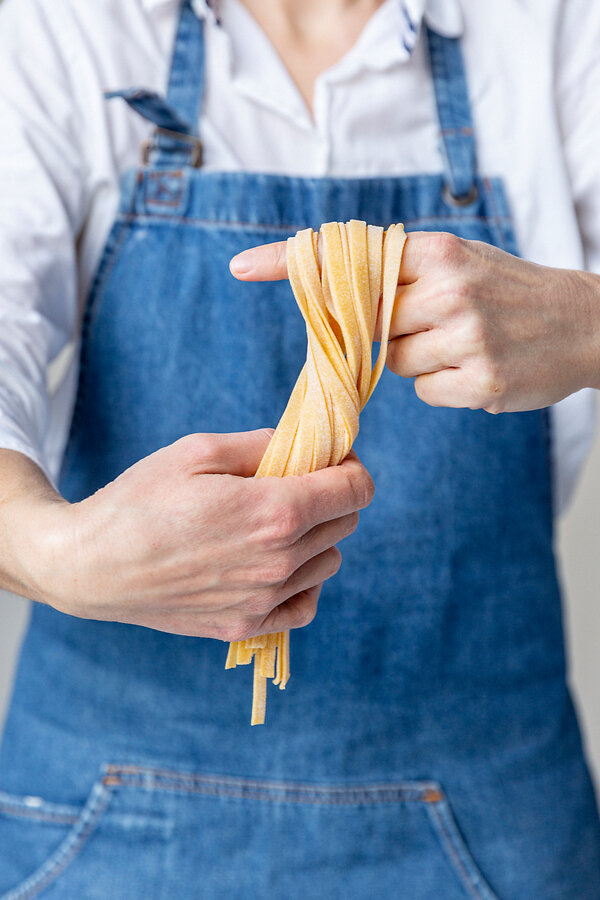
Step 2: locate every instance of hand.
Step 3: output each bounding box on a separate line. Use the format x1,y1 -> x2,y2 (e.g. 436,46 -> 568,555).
230,232 -> 600,413
22,432 -> 373,640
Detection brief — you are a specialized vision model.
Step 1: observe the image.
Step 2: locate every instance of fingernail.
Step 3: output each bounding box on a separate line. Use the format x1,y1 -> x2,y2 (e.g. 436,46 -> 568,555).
230,251 -> 254,276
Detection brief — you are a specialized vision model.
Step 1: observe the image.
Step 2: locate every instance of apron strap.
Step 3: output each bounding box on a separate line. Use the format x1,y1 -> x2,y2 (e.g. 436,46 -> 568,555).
105,0 -> 205,168
106,5 -> 477,188
425,27 -> 477,203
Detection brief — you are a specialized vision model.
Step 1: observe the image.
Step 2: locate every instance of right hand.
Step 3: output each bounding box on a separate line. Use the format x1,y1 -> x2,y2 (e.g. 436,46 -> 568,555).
25,431 -> 374,641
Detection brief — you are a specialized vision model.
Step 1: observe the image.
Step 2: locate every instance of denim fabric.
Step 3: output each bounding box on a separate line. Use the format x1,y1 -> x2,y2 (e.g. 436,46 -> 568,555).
1,4 -> 599,898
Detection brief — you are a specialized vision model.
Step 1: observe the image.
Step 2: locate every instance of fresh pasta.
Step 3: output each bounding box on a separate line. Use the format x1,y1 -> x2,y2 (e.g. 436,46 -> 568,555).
226,220 -> 407,724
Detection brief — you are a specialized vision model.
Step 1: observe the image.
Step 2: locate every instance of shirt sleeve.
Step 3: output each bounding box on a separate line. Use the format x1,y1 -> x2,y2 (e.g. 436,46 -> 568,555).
0,0 -> 87,479
555,0 -> 600,275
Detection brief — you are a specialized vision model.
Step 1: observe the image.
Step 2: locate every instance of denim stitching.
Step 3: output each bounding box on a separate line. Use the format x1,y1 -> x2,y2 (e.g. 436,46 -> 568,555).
104,780 -> 427,806
425,799 -> 499,900
58,220 -> 131,481
0,792 -> 81,824
0,805 -> 78,826
115,213 -> 512,232
102,765 -> 441,806
440,127 -> 474,136
105,762 -> 437,791
4,782 -> 112,900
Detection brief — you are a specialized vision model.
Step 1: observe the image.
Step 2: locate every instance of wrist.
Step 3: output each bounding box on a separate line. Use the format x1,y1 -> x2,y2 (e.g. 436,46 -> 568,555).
0,492 -> 74,608
575,270 -> 600,391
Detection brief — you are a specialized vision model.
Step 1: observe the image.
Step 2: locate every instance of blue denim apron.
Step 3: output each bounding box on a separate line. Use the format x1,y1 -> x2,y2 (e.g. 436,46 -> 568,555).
1,4 -> 599,898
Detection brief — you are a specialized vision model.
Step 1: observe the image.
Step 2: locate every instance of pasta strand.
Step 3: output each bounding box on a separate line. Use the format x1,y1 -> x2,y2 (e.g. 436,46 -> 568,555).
225,221 -> 407,724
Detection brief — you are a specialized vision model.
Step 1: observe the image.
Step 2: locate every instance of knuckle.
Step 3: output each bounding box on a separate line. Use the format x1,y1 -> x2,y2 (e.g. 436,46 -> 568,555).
469,318 -> 487,350
219,621 -> 252,643
347,466 -> 375,509
262,552 -> 296,586
386,340 -> 402,376
444,275 -> 475,313
433,232 -> 466,268
176,433 -> 219,465
293,597 -> 318,629
345,510 -> 360,537
244,590 -> 278,615
301,604 -> 318,627
327,546 -> 343,577
266,501 -> 303,545
474,362 -> 507,408
414,376 -> 437,406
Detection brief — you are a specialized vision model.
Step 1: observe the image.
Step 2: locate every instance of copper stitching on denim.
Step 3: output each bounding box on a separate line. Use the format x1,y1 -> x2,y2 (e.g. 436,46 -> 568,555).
144,170 -> 186,208
101,766 -> 443,807
440,127 -> 474,136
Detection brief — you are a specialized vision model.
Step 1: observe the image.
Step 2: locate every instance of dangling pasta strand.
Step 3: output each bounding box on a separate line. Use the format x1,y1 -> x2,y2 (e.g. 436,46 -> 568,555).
226,221 -> 407,724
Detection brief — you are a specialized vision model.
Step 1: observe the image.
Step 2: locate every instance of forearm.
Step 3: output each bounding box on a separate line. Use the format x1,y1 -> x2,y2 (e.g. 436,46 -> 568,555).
0,449 -> 66,603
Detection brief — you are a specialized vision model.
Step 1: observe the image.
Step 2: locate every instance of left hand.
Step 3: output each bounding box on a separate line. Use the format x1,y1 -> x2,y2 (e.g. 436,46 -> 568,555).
230,231 -> 600,413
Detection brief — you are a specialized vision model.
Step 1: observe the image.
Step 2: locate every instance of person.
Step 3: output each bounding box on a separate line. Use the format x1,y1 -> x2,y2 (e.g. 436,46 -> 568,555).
0,0 -> 599,896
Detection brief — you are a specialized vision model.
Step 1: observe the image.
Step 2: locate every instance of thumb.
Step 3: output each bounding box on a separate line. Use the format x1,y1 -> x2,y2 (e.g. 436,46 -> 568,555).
184,429 -> 274,477
229,240 -> 289,282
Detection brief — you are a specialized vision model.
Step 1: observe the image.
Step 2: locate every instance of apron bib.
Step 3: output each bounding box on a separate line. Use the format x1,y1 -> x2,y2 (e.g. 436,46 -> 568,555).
1,4 -> 599,897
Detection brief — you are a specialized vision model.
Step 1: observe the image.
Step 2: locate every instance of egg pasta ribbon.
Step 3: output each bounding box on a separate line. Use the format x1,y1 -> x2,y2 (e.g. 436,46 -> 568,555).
226,220 -> 407,724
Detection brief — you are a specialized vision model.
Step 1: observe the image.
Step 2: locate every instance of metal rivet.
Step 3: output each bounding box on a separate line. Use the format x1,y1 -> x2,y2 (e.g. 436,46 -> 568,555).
442,183 -> 479,208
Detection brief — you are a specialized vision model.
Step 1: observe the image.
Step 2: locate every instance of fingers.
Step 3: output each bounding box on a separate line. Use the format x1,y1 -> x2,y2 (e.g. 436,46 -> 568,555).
174,429 -> 274,477
386,332 -> 454,378
375,237 -> 469,341
279,454 -> 375,535
258,584 -> 322,635
282,546 -> 342,602
228,231 -> 468,291
258,545 -> 342,635
414,366 -> 505,411
396,231 -> 468,284
373,283 -> 434,342
230,241 -> 288,281
294,511 -> 359,566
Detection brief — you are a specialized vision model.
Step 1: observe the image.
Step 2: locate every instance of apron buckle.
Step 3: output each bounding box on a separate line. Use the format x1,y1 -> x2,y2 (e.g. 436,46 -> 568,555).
141,127 -> 203,168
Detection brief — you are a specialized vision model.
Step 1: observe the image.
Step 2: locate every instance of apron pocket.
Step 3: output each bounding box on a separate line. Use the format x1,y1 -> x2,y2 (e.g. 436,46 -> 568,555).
96,764 -> 500,900
0,766 -> 171,900
0,777 -> 110,899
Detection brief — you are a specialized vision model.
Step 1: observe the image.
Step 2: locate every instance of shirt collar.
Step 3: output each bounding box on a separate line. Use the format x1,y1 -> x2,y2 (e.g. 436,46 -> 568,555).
402,0 -> 464,52
140,0 -> 464,133
320,0 -> 463,80
142,0 -> 464,47
142,0 -> 216,22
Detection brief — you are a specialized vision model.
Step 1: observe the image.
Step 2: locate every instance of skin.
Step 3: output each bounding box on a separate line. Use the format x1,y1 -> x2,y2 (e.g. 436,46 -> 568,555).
239,0 -> 386,111
0,437 -> 373,640
229,231 -> 600,413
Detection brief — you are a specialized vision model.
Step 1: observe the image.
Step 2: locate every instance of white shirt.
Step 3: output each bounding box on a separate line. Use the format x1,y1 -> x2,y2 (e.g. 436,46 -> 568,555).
0,0 -> 598,514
